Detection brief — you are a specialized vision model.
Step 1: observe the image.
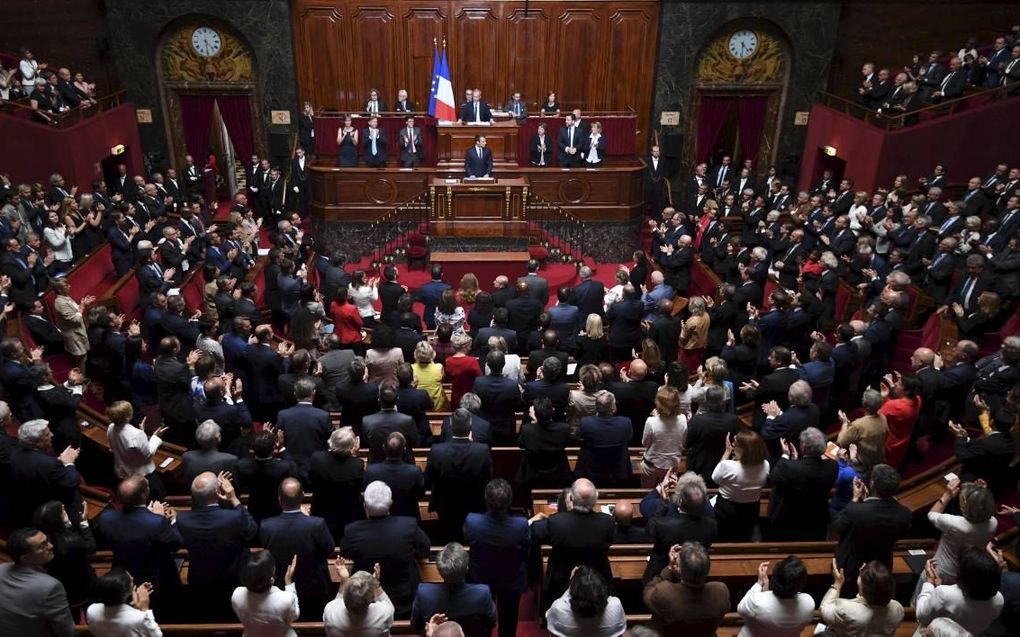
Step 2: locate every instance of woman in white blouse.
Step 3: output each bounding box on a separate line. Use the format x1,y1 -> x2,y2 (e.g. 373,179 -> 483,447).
86,568 -> 163,637
847,191 -> 870,235
821,559 -> 904,637
19,47 -> 43,92
737,557 -> 815,637
43,208 -> 74,272
106,401 -> 168,500
434,289 -> 466,336
712,431 -> 770,542
925,479 -> 997,586
602,269 -> 629,312
232,550 -> 299,637
485,335 -> 524,384
348,270 -> 380,327
914,548 -> 1003,637
640,386 -> 687,488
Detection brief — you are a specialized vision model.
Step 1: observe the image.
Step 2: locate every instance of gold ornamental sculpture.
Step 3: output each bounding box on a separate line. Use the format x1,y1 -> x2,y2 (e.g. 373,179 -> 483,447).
162,25 -> 254,83
697,29 -> 785,85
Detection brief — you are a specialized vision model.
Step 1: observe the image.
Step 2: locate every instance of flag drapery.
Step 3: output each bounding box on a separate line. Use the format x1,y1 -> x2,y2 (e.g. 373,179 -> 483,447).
427,45 -> 440,117
433,44 -> 456,121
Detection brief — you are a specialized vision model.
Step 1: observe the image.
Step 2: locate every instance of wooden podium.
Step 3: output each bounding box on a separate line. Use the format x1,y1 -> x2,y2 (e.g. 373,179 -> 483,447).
436,120 -> 519,170
428,176 -> 529,237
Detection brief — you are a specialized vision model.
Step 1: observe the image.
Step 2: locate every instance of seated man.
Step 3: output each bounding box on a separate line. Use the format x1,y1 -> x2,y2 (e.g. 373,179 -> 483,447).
410,543 -> 496,636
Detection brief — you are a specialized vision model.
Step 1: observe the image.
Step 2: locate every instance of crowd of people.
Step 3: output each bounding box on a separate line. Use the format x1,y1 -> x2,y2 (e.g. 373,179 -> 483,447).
0,48 -> 101,122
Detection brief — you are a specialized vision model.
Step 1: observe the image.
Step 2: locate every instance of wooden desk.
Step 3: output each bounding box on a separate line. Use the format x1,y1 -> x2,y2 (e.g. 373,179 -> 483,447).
428,176 -> 529,237
436,120 -> 519,169
430,251 -> 530,282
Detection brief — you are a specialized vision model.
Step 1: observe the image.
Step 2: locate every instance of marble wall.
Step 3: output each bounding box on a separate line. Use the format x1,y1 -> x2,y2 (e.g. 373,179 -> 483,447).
652,2 -> 842,178
104,0 -> 297,163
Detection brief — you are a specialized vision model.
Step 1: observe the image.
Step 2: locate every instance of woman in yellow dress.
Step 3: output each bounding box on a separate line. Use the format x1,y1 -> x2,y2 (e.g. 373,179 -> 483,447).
412,341 -> 450,411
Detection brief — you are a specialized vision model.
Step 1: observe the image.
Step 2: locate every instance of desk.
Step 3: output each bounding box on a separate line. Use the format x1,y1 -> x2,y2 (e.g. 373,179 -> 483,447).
431,251 -> 530,283
436,120 -> 519,169
428,176 -> 529,237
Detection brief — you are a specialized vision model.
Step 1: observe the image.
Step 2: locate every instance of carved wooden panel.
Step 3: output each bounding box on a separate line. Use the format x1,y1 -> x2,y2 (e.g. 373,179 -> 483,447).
402,7 -> 447,104
452,7 -> 502,100
553,9 -> 601,111
350,7 -> 399,109
506,8 -> 550,111
605,9 -> 655,110
293,7 -> 345,108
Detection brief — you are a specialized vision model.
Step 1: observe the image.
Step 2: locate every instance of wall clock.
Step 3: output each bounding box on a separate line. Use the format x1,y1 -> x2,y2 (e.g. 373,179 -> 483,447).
728,29 -> 759,59
191,26 -> 222,58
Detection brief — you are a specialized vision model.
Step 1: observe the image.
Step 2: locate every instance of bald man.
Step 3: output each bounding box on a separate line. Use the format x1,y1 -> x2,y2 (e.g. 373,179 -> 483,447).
607,358 -> 659,445
642,271 -> 674,322
542,478 -> 616,612
258,477 -> 335,620
910,347 -> 943,449
612,499 -> 647,543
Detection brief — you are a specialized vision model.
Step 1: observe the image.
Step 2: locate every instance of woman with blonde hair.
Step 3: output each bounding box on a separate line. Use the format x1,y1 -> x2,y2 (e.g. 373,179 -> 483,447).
106,400 -> 168,500
575,313 -> 608,366
443,332 -> 481,409
690,356 -> 735,415
641,385 -> 687,487
849,191 -> 870,234
679,296 -> 710,371
412,340 -> 449,411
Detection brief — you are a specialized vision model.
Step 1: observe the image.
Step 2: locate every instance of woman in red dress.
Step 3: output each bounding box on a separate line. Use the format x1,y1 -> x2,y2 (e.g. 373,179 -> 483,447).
330,287 -> 364,353
879,372 -> 922,469
443,332 -> 482,409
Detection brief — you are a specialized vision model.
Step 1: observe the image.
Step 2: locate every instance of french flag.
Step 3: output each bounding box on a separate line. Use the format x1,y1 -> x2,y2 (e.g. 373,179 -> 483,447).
429,47 -> 456,122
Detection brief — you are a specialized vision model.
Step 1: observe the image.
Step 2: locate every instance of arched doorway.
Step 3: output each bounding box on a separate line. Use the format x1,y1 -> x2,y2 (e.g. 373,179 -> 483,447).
157,17 -> 265,201
685,20 -> 791,179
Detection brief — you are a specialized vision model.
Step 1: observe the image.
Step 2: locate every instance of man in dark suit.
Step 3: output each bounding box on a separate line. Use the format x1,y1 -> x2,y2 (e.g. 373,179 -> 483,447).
684,386 -> 741,484
660,234 -> 694,296
773,229 -> 807,290
505,280 -> 543,351
309,427 -> 365,541
364,432 -> 424,518
277,378 -> 333,478
440,393 -> 492,445
760,380 -> 821,461
952,410 -> 1017,496
335,358 -> 380,432
640,473 -> 718,584
22,299 -> 65,355
459,88 -> 492,123
518,259 -> 549,307
245,325 -> 289,422
606,359 -> 658,445
180,421 -> 239,486
606,284 -> 645,362
768,428 -> 839,541
159,296 -> 199,351
525,330 -> 569,378
393,89 -> 415,112
743,347 -> 802,430
426,408 -> 493,542
135,251 -> 175,309
539,478 -> 616,611
833,464 -> 911,597
709,155 -> 733,191
644,144 -> 667,215
7,419 -> 82,528
290,147 -> 309,215
410,542 -> 496,635
929,56 -> 968,102
472,351 -> 523,446
260,478 -> 335,620
557,114 -> 583,167
504,91 -> 528,121
154,337 -> 198,446
378,266 -> 406,324
648,299 -> 682,363
361,117 -> 388,168
398,117 -> 424,168
341,480 -> 431,618
547,287 -> 580,351
474,306 -> 517,356
464,135 -> 494,178
176,471 -> 258,621
529,123 -> 554,167
235,430 -> 299,522
394,363 -> 433,443
524,357 -> 570,421
363,385 -> 419,463
418,265 -> 452,330
575,392 -> 633,486
96,477 -> 183,618
947,254 -> 997,314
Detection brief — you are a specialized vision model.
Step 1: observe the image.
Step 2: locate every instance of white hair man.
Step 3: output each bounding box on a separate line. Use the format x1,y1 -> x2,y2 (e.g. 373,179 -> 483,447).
180,420 -> 238,486
410,543 -> 496,633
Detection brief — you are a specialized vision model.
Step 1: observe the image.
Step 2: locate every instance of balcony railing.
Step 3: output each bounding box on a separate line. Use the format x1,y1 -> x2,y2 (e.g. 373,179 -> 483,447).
819,84 -> 1015,130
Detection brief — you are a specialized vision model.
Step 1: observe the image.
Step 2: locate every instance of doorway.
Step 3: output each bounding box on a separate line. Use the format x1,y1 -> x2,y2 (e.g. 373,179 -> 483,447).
810,147 -> 846,189
709,105 -> 741,170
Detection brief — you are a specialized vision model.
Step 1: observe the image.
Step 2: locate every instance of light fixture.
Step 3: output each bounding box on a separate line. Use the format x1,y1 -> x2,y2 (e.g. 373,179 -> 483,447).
110,144 -> 125,155
822,145 -> 837,157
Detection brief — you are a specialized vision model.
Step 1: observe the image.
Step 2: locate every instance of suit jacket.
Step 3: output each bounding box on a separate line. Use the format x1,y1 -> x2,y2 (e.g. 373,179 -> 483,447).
277,403 -> 333,475
529,133 -> 554,166
363,409 -> 419,463
259,511 -> 335,609
543,509 -> 616,605
176,504 -> 258,588
955,432 -> 1017,496
517,273 -> 549,307
516,420 -> 572,487
394,98 -> 416,112
459,100 -> 492,123
557,125 -> 584,164
570,279 -> 606,319
547,303 -> 580,350
154,355 -> 195,424
472,374 -> 523,439
96,506 -> 183,594
246,343 -> 287,405
23,313 -> 66,355
336,381 -> 380,431
418,280 -> 452,329
768,457 -> 839,541
576,414 -> 633,485
464,145 -> 494,178
397,385 -> 434,444
685,412 -> 741,483
440,413 -> 492,446
750,367 -> 802,428
762,404 -> 820,461
235,457 -> 299,521
360,128 -> 388,162
398,126 -> 424,164
463,511 -> 531,595
0,563 -> 73,637
7,445 -> 81,528
834,497 -> 912,583
425,439 -> 492,524
341,515 -> 431,617
505,295 -> 543,336
309,451 -> 365,538
642,496 -> 718,583
180,449 -> 238,486
606,298 -> 644,350
364,458 -> 425,518
411,582 -> 496,636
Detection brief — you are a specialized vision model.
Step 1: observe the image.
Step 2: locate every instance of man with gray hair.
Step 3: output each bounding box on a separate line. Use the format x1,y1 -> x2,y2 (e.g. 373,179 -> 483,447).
309,426 -> 365,541
767,426 -> 838,541
569,264 -> 606,321
175,471 -> 257,620
642,540 -> 731,633
542,478 -> 615,612
8,419 -> 81,527
761,379 -> 820,461
180,419 -> 238,486
426,408 -> 492,542
341,480 -> 430,617
575,391 -> 633,485
441,392 -> 492,445
641,471 -> 717,583
323,559 -> 395,636
411,543 -> 496,635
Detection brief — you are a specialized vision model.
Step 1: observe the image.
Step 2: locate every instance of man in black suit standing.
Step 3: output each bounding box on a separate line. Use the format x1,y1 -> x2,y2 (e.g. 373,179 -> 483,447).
259,478 -> 335,620
505,280 -> 543,352
276,378 -> 332,479
8,419 -> 82,528
441,393 -> 493,445
341,480 -> 431,618
570,265 -> 606,320
425,408 -> 493,542
396,363 -> 434,444
309,426 -> 365,541
557,113 -> 583,168
645,144 -> 667,217
459,88 -> 492,124
539,478 -> 616,612
398,117 -> 424,168
685,386 -> 741,484
246,324 -> 291,422
742,346 -> 802,430
472,351 -> 523,446
290,147 -> 309,217
529,123 -> 554,167
523,356 -> 570,420
361,117 -> 388,168
768,428 -> 839,541
575,392 -> 633,486
378,265 -> 406,324
464,135 -> 493,178
235,431 -> 299,522
336,358 -> 380,432
606,359 -> 659,446
22,299 -> 65,355
518,259 -> 549,307
362,385 -> 419,463
154,337 -> 198,447
193,377 -> 252,457
951,411 -> 1017,496
833,464 -> 911,597
364,432 -> 424,518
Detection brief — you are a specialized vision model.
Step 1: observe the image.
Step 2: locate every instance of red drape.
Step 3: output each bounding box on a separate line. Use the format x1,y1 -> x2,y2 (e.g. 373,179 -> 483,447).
735,96 -> 769,164
179,95 -> 217,158
696,95 -> 733,164
216,95 -> 255,162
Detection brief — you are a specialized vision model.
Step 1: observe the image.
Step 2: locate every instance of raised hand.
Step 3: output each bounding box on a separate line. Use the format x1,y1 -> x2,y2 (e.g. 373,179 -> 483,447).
757,561 -> 770,590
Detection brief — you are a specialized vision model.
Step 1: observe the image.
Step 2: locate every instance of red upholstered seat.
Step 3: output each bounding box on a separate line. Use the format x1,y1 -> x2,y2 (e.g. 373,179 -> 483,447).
406,231 -> 428,270
528,246 -> 549,268
180,270 -> 206,313
114,274 -> 140,322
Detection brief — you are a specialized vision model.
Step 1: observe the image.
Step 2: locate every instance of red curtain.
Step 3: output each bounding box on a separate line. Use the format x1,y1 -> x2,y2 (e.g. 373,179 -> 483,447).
696,95 -> 733,163
216,95 -> 255,162
179,95 -> 217,158
735,96 -> 769,164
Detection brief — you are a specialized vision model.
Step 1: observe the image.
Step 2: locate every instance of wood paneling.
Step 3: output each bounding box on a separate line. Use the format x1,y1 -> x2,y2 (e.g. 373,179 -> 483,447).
291,0 -> 660,151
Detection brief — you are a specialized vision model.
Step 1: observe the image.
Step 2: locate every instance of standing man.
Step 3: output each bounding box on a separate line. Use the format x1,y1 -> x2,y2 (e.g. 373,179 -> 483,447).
557,114 -> 582,168
290,147 -> 308,218
399,117 -> 424,168
465,135 -> 493,178
0,527 -> 74,637
362,117 -> 388,168
459,88 -> 492,124
645,144 -> 667,217
425,409 -> 492,542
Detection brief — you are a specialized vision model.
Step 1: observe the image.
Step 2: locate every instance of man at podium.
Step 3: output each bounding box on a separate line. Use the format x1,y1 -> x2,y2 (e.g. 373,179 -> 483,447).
459,88 -> 492,124
465,135 -> 493,178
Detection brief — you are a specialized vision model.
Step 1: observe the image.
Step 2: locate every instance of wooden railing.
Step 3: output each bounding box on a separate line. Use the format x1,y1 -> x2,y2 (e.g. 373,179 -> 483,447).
820,83 -> 1015,130
0,89 -> 127,128
524,191 -> 587,263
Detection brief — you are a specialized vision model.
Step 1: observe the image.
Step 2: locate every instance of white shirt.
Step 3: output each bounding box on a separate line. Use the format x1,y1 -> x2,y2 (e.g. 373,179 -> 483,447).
19,59 -> 38,88
927,511 -> 997,582
107,423 -> 162,479
914,582 -> 1003,637
736,583 -> 815,637
43,225 -> 73,262
712,459 -> 770,504
641,415 -> 687,471
484,353 -> 524,384
322,590 -> 395,637
231,583 -> 300,637
545,591 -> 626,637
349,283 -> 379,318
86,603 -> 162,637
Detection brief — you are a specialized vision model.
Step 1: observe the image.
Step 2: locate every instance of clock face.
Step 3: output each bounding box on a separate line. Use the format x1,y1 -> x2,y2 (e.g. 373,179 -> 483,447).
191,27 -> 222,58
728,29 -> 759,60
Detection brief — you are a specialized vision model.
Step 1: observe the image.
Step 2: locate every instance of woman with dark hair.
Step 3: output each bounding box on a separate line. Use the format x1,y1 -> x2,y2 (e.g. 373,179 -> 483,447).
365,323 -> 404,386
43,206 -> 74,273
916,547 -> 1003,637
434,288 -> 466,336
880,372 -> 923,469
348,270 -> 379,328
232,550 -> 299,635
711,430 -> 770,542
639,338 -> 666,385
467,291 -> 494,339
85,568 -> 161,636
737,556 -> 815,636
822,560 -> 904,637
545,566 -> 625,636
33,499 -> 97,620
289,300 -> 324,353
629,250 -> 650,290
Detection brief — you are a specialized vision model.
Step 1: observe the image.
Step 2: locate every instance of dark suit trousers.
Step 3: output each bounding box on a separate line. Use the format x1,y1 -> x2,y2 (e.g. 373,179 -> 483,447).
496,591 -> 521,637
